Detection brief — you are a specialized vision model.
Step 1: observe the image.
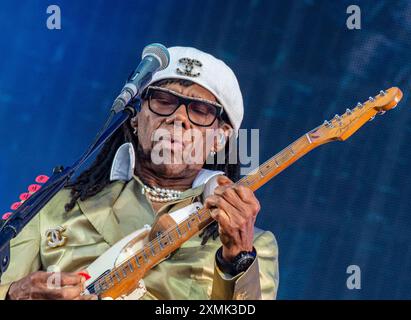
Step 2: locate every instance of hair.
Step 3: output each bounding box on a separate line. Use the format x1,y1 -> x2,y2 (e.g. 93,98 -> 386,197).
64,79 -> 240,245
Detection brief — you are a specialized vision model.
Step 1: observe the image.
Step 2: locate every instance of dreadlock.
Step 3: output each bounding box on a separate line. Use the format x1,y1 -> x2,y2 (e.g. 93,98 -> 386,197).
64,79 -> 240,245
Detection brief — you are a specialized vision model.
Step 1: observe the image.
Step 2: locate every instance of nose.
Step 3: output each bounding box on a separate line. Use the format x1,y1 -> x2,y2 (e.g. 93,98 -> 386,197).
165,104 -> 191,129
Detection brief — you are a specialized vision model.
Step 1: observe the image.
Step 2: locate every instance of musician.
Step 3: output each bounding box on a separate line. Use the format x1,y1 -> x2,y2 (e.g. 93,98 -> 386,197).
0,46 -> 279,300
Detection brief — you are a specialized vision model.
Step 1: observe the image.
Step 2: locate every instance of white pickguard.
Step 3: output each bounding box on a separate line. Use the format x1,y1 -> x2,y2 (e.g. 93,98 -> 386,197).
84,224 -> 151,300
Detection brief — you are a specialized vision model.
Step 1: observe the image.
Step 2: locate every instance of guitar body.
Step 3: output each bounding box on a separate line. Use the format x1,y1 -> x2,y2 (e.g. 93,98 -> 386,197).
84,224 -> 151,300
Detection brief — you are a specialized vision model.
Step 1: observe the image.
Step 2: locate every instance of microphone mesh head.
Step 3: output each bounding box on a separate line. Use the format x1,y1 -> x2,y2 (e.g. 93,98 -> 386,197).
142,43 -> 170,71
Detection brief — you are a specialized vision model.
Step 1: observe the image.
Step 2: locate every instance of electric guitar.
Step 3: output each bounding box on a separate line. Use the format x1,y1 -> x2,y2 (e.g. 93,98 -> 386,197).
81,87 -> 403,299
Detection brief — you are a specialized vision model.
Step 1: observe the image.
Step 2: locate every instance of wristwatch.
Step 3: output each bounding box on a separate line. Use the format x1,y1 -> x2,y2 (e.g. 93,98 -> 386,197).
216,246 -> 257,277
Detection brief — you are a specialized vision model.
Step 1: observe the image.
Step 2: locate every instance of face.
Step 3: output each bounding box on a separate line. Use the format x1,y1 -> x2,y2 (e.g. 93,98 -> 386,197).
131,82 -> 232,178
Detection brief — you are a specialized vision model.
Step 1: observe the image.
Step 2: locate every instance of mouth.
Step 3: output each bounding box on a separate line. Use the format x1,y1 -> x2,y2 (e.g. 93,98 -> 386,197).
157,136 -> 186,151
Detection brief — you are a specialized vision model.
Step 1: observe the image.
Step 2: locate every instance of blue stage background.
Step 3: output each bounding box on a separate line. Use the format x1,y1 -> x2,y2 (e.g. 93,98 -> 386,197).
1,0 -> 411,299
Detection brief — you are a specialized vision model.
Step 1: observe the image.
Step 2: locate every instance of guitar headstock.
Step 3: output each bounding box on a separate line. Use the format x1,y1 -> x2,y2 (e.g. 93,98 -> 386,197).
308,87 -> 403,144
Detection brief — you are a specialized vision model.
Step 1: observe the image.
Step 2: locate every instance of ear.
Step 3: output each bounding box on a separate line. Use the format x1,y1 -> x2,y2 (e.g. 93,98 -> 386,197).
214,123 -> 233,153
130,99 -> 145,130
130,114 -> 139,132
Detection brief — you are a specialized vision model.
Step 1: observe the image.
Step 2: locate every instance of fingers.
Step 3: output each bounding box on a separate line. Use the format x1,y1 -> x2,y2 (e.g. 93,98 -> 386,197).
8,271 -> 90,300
233,185 -> 261,217
214,176 -> 260,216
28,271 -> 50,284
214,185 -> 243,212
206,195 -> 246,228
211,208 -> 241,246
217,175 -> 233,186
60,272 -> 84,286
76,294 -> 98,300
39,272 -> 85,300
29,283 -> 83,300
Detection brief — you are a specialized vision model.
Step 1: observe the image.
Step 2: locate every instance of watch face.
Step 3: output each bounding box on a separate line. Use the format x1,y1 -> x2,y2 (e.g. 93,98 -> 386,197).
235,256 -> 255,273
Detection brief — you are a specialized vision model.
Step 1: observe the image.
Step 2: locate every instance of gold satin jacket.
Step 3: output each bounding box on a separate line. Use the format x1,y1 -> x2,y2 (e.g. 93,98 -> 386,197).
0,175 -> 279,300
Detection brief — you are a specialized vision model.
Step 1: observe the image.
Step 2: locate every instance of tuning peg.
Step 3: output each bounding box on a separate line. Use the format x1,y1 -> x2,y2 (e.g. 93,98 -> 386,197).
346,108 -> 352,115
378,110 -> 386,115
334,115 -> 343,125
379,90 -> 387,96
357,102 -> 363,108
369,116 -> 375,121
369,96 -> 375,102
323,120 -> 333,128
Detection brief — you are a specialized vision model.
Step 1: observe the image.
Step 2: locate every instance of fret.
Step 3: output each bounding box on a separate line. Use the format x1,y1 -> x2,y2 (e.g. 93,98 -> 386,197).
107,274 -> 114,285
195,211 -> 202,222
134,255 -> 141,267
275,149 -> 292,164
167,233 -> 174,244
121,267 -> 127,277
114,271 -> 121,282
295,135 -> 310,150
242,178 -> 251,187
128,261 -> 134,272
260,162 -> 273,176
158,236 -> 164,250
142,251 -> 149,262
100,280 -> 108,290
245,174 -> 258,185
149,243 -> 156,256
94,282 -> 101,293
305,133 -> 312,144
176,225 -> 182,237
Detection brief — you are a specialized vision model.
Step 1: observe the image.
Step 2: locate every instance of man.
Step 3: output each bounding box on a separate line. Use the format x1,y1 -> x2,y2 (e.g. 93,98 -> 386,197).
0,46 -> 279,300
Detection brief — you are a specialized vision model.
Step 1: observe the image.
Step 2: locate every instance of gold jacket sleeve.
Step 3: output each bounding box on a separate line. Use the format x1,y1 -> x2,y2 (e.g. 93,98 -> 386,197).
0,215 -> 42,299
211,230 -> 279,300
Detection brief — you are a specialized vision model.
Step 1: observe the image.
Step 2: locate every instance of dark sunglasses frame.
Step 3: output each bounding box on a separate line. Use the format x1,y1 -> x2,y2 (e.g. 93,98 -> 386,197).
142,85 -> 224,127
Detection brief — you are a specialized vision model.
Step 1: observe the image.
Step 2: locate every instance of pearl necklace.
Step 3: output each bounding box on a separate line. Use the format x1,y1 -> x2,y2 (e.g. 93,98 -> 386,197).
141,183 -> 183,202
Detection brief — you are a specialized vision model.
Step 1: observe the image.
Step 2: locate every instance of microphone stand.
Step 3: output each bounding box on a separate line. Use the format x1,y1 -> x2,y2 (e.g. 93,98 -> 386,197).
0,105 -> 136,279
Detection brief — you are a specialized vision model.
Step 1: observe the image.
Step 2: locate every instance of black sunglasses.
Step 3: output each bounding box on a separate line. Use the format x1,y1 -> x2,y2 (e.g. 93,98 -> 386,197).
142,86 -> 224,127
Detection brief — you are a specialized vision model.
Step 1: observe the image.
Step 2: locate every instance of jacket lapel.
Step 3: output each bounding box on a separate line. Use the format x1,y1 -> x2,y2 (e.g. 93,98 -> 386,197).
77,181 -> 126,246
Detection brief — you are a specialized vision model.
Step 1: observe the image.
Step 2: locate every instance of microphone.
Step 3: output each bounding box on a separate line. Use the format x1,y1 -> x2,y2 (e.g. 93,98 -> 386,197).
111,43 -> 170,113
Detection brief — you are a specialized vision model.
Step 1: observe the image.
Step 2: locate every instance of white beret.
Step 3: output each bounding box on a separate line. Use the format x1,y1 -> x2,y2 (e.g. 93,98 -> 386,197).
144,46 -> 244,137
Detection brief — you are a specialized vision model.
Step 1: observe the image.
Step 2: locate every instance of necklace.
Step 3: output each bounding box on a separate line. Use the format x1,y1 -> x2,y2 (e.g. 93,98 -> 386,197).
141,183 -> 183,202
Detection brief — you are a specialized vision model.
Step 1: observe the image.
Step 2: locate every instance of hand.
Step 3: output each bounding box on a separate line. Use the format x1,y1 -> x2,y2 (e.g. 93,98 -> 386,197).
6,270 -> 98,300
204,176 -> 260,262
